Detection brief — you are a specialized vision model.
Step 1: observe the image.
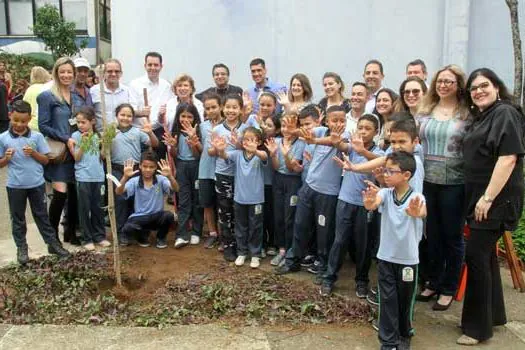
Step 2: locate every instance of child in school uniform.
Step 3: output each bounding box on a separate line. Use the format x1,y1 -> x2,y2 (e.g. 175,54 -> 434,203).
363,151 -> 426,350
213,126 -> 268,268
199,93 -> 222,248
111,103 -> 158,246
0,100 -> 70,264
274,105 -> 348,277
265,115 -> 305,266
166,102 -> 203,248
321,114 -> 384,297
70,107 -> 110,250
115,150 -> 178,248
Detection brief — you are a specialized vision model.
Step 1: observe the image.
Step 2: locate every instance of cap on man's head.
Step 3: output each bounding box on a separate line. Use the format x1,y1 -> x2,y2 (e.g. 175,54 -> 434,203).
74,57 -> 90,69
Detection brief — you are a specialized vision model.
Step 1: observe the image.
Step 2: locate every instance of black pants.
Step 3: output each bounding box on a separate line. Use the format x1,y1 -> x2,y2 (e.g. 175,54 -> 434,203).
215,173 -> 235,245
324,201 -> 373,286
284,184 -> 337,271
176,159 -> 203,240
424,182 -> 465,295
7,185 -> 59,248
77,182 -> 106,244
273,172 -> 302,250
234,202 -> 264,257
153,127 -> 167,160
122,211 -> 174,242
112,166 -> 134,241
461,228 -> 506,341
378,260 -> 418,349
263,185 -> 275,249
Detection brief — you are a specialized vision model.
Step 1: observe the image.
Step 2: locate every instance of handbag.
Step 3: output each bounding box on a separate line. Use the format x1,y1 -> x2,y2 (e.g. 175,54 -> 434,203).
45,137 -> 68,164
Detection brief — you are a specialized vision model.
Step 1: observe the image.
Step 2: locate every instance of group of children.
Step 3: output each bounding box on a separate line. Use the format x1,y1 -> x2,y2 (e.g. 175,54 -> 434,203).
0,89 -> 426,350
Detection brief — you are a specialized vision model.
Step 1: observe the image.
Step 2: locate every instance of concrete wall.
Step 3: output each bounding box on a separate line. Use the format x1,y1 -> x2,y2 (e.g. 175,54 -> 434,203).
112,0 -> 447,98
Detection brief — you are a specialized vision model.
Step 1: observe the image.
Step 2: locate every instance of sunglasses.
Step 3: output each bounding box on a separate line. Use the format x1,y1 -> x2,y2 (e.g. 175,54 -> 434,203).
403,89 -> 421,96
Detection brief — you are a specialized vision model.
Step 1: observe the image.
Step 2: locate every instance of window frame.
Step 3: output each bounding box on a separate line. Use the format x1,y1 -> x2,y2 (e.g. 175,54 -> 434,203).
99,0 -> 110,41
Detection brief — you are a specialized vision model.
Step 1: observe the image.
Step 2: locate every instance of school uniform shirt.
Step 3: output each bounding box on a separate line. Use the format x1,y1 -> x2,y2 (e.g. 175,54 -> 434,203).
248,78 -> 287,113
213,121 -> 251,176
165,96 -> 205,132
227,150 -> 266,204
301,143 -> 316,182
339,144 -> 385,206
377,188 -> 425,265
305,127 -> 348,196
177,133 -> 197,161
0,128 -> 49,189
111,126 -> 150,165
72,131 -> 104,182
198,120 -> 217,180
129,75 -> 174,129
275,137 -> 305,176
124,175 -> 171,218
90,82 -> 137,132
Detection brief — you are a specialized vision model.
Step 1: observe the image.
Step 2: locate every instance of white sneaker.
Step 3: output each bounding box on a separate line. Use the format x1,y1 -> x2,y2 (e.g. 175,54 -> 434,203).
174,238 -> 189,249
97,240 -> 111,247
250,257 -> 261,268
83,243 -> 95,251
235,255 -> 246,266
190,235 -> 200,245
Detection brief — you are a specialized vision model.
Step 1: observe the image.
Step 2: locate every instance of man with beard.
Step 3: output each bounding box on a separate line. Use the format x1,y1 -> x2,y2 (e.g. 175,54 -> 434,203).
196,63 -> 243,102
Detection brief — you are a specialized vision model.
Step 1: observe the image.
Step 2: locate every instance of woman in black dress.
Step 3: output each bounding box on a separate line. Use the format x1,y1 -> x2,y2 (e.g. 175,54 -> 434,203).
459,68 -> 525,345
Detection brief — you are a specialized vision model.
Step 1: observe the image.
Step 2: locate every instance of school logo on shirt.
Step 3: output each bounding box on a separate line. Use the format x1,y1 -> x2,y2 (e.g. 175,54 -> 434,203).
155,184 -> 160,193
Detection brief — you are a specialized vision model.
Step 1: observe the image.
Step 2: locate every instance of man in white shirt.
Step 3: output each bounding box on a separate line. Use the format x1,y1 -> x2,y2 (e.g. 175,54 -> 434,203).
363,59 -> 385,113
129,52 -> 174,159
90,58 -> 137,131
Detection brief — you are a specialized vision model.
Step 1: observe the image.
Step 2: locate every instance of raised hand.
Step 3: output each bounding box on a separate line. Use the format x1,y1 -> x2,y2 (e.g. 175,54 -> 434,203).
362,181 -> 380,206
242,91 -> 253,117
5,147 -> 15,160
264,137 -> 278,156
186,134 -> 200,148
280,139 -> 291,157
372,166 -> 385,185
332,153 -> 354,171
181,120 -> 197,138
142,121 -> 153,135
406,196 -> 424,218
123,159 -> 138,178
211,135 -> 227,152
351,132 -> 365,154
229,129 -> 239,146
281,115 -> 298,133
162,132 -> 177,147
157,158 -> 172,177
277,91 -> 290,106
243,139 -> 258,153
330,124 -> 345,146
299,127 -> 315,144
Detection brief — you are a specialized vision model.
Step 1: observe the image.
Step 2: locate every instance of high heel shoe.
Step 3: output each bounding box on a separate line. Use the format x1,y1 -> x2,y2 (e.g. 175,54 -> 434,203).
415,289 -> 438,302
432,295 -> 454,311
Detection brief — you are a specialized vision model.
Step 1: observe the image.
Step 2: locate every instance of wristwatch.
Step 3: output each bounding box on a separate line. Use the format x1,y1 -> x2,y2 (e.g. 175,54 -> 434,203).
482,193 -> 494,203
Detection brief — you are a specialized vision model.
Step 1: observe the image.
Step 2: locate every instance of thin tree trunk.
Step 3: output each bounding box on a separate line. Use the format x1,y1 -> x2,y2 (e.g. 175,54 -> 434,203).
99,74 -> 122,286
506,0 -> 523,105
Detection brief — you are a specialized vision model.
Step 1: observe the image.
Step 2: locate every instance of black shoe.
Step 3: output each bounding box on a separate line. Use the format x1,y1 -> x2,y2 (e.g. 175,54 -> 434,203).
17,247 -> 29,265
69,235 -> 81,246
367,292 -> 379,306
356,284 -> 369,299
274,264 -> 300,275
432,296 -> 454,311
223,244 -> 237,262
300,255 -> 316,267
320,283 -> 333,297
415,289 -> 438,302
399,336 -> 411,350
48,243 -> 71,259
307,260 -> 321,274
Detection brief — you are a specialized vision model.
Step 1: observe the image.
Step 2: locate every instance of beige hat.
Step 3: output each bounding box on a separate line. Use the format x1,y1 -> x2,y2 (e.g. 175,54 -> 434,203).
74,57 -> 90,69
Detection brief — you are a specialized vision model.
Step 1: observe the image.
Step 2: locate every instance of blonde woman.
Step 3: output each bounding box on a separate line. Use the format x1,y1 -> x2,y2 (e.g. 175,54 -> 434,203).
23,66 -> 52,131
166,74 -> 204,131
37,57 -> 80,245
416,65 -> 470,311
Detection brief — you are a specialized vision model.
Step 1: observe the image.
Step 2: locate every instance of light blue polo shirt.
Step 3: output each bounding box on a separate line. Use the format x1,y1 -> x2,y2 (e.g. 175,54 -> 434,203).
0,129 -> 49,189
228,150 -> 266,204
339,144 -> 385,206
111,126 -> 150,165
198,120 -> 216,180
377,188 -> 425,265
213,121 -> 250,176
275,137 -> 305,176
124,175 -> 171,218
72,131 -> 105,182
177,133 -> 196,161
301,143 -> 315,182
305,127 -> 348,196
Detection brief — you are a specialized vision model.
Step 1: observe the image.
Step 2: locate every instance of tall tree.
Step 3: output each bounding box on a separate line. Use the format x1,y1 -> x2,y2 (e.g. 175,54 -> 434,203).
506,0 -> 523,105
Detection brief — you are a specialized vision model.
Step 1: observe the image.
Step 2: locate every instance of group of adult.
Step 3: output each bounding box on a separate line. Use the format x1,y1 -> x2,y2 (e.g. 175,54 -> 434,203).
18,51 -> 524,346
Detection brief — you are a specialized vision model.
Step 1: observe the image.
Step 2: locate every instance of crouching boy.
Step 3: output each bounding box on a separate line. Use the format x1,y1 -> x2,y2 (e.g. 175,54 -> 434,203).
115,150 -> 179,249
362,151 -> 426,350
0,100 -> 70,264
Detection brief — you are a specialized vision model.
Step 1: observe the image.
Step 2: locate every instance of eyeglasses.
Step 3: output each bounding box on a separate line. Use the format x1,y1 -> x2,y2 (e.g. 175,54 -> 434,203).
436,79 -> 456,87
383,168 -> 404,176
106,70 -> 121,74
403,89 -> 421,96
469,82 -> 491,93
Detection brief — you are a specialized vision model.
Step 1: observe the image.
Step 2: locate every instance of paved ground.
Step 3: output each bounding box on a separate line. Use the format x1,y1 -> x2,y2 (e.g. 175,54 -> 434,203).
0,167 -> 524,349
